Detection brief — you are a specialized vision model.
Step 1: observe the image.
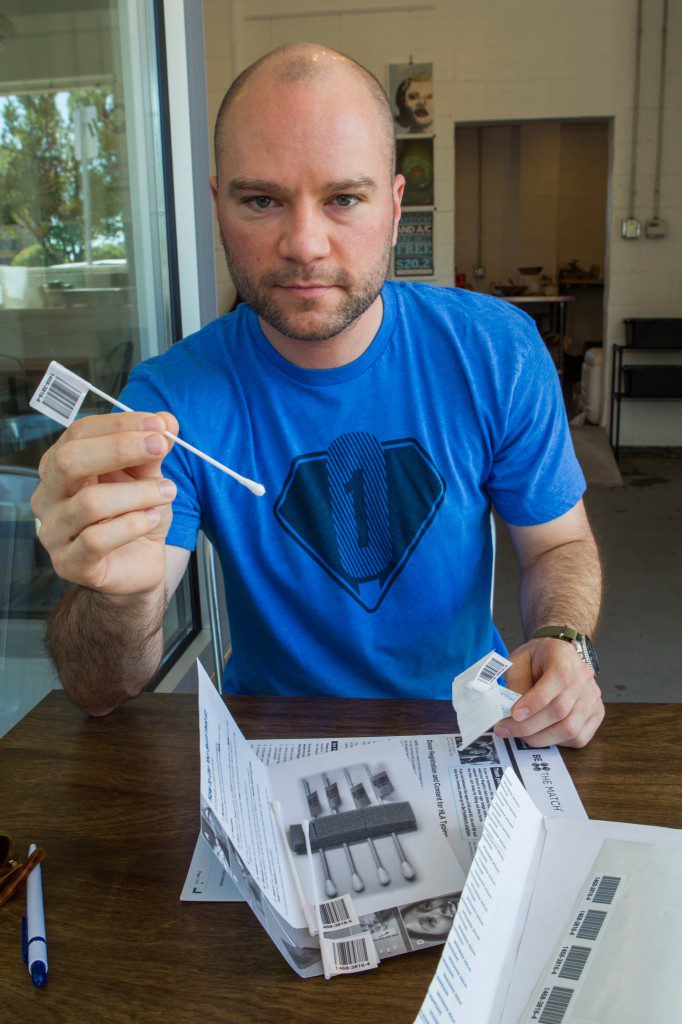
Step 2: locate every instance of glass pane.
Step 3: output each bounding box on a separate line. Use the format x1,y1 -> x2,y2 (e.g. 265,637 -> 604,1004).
0,0 -> 195,736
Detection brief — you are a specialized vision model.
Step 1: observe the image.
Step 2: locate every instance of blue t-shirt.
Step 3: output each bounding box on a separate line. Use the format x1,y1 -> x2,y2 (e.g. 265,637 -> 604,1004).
120,281 -> 584,700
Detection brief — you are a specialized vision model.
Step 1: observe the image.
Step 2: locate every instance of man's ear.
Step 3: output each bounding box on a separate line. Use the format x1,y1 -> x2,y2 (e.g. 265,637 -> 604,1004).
392,174 -> 406,245
209,175 -> 219,212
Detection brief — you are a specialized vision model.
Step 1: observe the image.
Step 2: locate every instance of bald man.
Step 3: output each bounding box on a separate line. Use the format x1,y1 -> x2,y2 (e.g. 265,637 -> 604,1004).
33,44 -> 604,748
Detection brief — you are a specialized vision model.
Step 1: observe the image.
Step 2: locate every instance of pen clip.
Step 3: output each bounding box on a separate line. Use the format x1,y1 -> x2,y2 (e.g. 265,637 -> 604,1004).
22,916 -> 28,964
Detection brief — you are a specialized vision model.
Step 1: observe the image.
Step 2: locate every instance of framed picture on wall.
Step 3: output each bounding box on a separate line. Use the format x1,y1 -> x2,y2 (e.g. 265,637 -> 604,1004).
388,62 -> 433,135
396,137 -> 434,206
394,211 -> 434,277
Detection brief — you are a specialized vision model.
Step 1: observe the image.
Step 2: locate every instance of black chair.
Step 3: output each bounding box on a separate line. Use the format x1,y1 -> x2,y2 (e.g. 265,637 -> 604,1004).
91,338 -> 134,410
0,354 -> 64,455
0,466 -> 65,622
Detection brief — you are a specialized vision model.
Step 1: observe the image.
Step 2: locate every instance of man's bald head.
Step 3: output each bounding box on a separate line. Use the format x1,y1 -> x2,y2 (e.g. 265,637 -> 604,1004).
213,42 -> 396,179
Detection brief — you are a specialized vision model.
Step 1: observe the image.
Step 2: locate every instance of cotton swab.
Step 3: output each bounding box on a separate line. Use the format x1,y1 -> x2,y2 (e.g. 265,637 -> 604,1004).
29,360 -> 265,497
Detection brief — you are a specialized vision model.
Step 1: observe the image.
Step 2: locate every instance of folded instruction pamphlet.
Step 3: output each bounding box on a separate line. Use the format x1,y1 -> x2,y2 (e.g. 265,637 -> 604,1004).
414,768 -> 682,1023
184,659 -> 585,979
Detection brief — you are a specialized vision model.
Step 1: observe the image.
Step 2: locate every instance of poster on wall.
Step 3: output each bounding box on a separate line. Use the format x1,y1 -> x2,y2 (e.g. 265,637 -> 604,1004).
396,137 -> 434,206
388,62 -> 434,135
394,211 -> 434,278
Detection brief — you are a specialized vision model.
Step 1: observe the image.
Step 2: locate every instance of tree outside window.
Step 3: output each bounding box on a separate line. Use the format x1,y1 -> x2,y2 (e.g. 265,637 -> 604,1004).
0,87 -> 125,268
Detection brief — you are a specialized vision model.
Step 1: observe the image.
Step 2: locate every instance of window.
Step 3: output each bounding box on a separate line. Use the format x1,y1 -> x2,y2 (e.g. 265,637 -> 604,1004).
0,0 -> 198,735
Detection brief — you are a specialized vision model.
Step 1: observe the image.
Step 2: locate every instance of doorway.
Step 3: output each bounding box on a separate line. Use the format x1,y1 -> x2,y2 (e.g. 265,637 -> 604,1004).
454,119 -> 610,415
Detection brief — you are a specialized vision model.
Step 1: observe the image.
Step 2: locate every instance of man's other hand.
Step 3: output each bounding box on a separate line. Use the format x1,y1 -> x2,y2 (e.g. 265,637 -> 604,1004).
494,638 -> 604,748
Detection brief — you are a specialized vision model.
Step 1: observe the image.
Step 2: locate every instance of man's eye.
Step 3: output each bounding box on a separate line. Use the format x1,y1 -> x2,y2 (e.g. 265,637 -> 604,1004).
333,194 -> 359,208
246,196 -> 274,210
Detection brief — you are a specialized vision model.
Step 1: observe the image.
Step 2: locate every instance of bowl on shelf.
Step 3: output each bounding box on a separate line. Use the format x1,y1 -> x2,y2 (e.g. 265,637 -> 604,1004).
518,266 -> 543,276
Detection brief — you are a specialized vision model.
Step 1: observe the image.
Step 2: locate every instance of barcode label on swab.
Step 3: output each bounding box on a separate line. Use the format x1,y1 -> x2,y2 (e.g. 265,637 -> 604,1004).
470,652 -> 513,693
318,894 -> 358,933
321,931 -> 379,974
30,361 -> 89,426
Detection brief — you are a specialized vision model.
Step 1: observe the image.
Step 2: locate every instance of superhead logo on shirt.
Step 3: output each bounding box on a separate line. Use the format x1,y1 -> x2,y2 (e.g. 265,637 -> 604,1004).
274,431 -> 446,612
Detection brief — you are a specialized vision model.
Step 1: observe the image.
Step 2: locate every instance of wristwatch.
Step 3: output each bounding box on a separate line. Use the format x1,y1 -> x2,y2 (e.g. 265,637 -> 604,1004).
531,624 -> 599,676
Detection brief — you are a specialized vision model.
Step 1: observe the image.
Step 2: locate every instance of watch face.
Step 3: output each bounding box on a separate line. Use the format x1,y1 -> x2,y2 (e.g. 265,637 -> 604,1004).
583,635 -> 599,676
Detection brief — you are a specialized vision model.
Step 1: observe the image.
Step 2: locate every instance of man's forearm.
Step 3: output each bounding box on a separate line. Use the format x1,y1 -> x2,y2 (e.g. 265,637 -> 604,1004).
519,535 -> 602,638
46,585 -> 167,715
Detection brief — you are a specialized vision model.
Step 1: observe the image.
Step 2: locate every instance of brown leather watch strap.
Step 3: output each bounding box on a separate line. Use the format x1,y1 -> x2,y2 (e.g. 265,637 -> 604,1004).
0,847 -> 46,907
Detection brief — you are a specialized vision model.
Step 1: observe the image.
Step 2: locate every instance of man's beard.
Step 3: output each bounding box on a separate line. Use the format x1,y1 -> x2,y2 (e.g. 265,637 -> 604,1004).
219,227 -> 394,343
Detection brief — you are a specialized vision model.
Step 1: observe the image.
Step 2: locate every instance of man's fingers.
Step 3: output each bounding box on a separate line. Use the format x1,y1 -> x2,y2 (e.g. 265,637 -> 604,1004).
39,478 -> 177,549
54,411 -> 167,444
497,682 -> 583,739
156,411 -> 179,441
506,668 -> 568,722
66,509 -> 166,587
42,430 -> 171,495
568,703 -> 606,749
516,700 -> 605,749
509,657 -> 594,722
497,672 -> 601,740
131,411 -> 179,479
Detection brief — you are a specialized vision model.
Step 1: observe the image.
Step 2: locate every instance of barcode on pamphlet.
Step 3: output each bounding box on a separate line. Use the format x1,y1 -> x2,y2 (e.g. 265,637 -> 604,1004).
30,362 -> 89,426
592,875 -> 621,905
538,986 -> 573,1023
558,945 -> 590,981
477,653 -> 511,685
318,894 -> 358,932
576,909 -> 606,941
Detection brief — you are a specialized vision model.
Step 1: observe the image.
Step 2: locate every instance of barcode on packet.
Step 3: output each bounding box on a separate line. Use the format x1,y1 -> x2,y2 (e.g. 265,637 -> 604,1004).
592,875 -> 621,905
558,944 -> 590,981
477,653 -> 510,684
538,985 -> 573,1024
318,894 -> 357,932
329,935 -> 374,972
30,362 -> 89,427
576,908 -> 606,941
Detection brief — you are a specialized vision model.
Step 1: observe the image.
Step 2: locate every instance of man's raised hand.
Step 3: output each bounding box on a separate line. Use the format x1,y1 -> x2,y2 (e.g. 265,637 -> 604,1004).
31,411 -> 178,597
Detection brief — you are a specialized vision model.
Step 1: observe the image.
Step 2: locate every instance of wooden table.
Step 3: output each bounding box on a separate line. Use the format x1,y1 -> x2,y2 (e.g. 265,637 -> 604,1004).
1,693 -> 680,1023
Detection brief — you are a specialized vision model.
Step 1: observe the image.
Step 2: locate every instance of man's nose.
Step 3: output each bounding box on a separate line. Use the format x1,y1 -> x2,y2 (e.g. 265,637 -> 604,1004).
278,201 -> 331,265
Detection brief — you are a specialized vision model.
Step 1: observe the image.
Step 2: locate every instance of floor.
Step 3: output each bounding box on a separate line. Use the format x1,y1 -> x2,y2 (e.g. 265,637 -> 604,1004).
494,427 -> 682,702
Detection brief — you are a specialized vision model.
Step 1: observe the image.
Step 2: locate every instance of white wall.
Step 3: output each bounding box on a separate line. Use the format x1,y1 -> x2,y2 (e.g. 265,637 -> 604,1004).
203,0 -> 682,446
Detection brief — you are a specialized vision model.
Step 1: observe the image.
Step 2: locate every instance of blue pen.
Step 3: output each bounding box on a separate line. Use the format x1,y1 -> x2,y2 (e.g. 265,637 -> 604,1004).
24,844 -> 48,987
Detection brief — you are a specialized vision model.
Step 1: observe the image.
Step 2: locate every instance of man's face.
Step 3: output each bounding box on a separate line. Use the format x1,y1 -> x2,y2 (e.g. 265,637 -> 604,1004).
403,80 -> 433,132
211,73 -> 404,343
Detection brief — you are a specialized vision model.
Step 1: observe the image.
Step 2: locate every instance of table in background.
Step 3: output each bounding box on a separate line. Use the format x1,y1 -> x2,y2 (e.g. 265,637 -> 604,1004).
1,692 -> 680,1024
